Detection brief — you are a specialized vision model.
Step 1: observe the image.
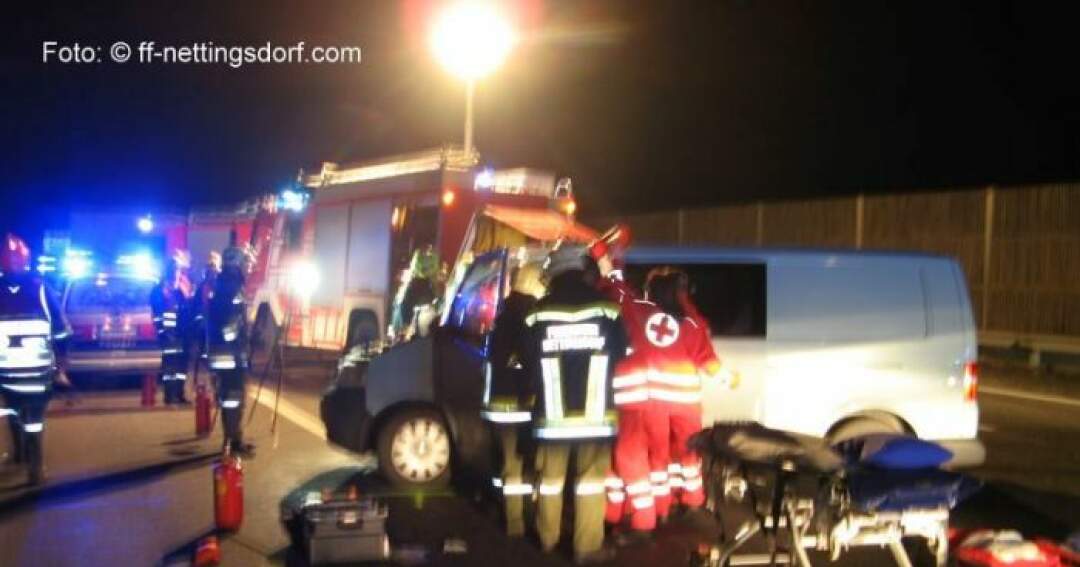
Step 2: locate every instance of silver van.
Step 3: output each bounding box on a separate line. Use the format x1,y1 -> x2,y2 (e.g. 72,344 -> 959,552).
321,246 -> 984,487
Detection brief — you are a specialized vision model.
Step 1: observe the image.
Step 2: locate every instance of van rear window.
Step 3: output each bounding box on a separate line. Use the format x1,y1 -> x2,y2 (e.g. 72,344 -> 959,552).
624,263 -> 767,338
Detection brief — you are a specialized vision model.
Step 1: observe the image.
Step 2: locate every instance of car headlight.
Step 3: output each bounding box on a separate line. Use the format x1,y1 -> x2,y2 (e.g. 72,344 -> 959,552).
21,337 -> 48,352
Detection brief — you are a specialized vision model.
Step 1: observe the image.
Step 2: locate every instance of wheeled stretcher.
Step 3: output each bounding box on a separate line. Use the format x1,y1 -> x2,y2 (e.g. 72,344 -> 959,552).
690,422 -> 980,567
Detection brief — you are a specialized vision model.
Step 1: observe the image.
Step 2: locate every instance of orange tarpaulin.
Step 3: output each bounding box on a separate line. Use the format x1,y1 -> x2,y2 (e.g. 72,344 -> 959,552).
481,204 -> 598,243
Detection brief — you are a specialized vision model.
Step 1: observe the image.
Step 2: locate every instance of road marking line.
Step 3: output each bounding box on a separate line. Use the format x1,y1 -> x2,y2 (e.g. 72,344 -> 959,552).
249,389 -> 326,438
981,385 -> 1080,408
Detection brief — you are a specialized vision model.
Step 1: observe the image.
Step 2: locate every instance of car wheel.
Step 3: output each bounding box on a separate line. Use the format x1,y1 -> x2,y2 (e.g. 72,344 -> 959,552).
826,416 -> 907,444
377,408 -> 451,488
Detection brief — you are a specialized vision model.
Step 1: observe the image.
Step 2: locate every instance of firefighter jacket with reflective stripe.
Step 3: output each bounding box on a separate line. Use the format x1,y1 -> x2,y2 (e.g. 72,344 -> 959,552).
150,279 -> 191,352
600,277 -> 720,407
483,291 -> 536,424
206,269 -> 249,371
0,273 -> 67,379
520,278 -> 626,440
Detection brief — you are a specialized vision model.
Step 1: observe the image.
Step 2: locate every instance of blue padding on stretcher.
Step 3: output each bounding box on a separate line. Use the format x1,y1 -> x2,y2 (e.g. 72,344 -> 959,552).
835,434 -> 953,469
846,468 -> 981,512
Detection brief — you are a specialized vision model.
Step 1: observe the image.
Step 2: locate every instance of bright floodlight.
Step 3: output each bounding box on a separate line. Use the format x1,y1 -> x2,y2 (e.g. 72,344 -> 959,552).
431,1 -> 516,80
289,260 -> 320,299
137,215 -> 154,234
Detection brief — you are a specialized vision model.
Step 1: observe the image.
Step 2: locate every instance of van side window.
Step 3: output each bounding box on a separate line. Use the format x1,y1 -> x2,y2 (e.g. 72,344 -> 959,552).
624,263 -> 767,338
446,252 -> 504,342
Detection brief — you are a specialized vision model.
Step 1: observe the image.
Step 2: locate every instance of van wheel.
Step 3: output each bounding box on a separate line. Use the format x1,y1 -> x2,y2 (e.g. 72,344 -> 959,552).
377,408 -> 451,488
826,416 -> 907,444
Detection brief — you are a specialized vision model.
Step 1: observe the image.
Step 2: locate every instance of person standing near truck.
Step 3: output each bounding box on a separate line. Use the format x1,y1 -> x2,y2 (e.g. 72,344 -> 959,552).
482,262 -> 544,538
520,245 -> 626,565
590,240 -> 733,544
206,244 -> 255,456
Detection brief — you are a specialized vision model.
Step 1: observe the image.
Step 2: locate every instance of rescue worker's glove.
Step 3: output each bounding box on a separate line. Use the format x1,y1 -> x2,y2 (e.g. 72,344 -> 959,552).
717,367 -> 741,390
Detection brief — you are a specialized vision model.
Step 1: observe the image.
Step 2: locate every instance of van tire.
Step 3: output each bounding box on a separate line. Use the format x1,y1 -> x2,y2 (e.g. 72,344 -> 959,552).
376,408 -> 452,488
826,415 -> 907,444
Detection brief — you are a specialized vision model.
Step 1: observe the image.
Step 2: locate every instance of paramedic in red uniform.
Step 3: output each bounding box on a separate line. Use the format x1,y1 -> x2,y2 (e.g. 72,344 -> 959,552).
590,241 -> 733,543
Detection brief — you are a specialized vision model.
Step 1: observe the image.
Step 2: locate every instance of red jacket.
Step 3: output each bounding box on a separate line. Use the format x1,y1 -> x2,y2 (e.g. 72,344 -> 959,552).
601,277 -> 720,408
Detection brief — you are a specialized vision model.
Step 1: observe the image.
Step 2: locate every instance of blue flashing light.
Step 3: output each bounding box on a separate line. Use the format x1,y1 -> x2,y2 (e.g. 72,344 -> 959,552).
278,189 -> 309,212
474,168 -> 495,190
137,215 -> 154,234
62,250 -> 93,279
116,251 -> 159,281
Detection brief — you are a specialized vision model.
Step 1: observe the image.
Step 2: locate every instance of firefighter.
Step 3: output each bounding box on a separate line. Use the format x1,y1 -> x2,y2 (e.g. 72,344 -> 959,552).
151,254 -> 193,404
0,233 -> 71,484
482,262 -> 545,537
190,251 -> 221,361
206,244 -> 255,456
520,244 -> 626,564
591,242 -> 734,543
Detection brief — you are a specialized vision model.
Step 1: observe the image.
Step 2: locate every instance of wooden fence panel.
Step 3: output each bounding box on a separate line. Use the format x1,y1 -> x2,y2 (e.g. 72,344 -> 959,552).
761,197 -> 857,248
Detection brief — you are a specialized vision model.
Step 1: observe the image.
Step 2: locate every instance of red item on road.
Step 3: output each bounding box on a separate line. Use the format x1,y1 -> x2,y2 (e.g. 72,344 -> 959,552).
193,535 -> 221,567
952,530 -> 1064,567
195,383 -> 212,436
214,453 -> 244,532
141,373 -> 157,407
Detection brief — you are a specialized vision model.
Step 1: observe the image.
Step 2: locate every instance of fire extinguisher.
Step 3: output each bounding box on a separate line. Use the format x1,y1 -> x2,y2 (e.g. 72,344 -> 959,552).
195,383 -> 212,436
214,448 -> 243,532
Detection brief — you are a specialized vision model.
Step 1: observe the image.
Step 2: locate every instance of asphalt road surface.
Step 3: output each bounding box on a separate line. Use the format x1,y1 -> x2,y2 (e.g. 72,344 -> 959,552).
0,354 -> 1075,566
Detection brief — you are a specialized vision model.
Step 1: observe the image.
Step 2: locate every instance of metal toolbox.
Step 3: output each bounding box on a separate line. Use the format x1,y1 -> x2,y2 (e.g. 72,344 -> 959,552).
299,493 -> 390,565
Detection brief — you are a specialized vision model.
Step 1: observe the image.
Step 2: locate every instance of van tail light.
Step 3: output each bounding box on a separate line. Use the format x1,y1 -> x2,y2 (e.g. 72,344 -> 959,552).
962,361 -> 979,402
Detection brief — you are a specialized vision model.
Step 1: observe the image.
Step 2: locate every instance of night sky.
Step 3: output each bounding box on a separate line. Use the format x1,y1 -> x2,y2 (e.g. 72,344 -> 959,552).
4,1 -> 1080,241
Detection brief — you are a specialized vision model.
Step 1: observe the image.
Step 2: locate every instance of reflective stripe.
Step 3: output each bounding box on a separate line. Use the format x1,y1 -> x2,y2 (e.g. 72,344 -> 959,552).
669,477 -> 685,488
210,358 -> 236,370
540,357 -> 564,420
649,471 -> 668,482
481,410 -> 532,424
535,425 -> 615,439
492,477 -> 504,488
525,306 -> 620,325
0,408 -> 15,417
576,482 -> 605,496
647,373 -> 700,388
652,484 -> 671,496
605,477 -> 624,489
23,423 -> 43,433
0,320 -> 50,335
631,496 -> 654,510
223,330 -> 237,342
162,348 -> 183,355
163,373 -> 188,382
683,478 -> 703,492
221,399 -> 241,409
667,463 -> 683,474
681,464 -> 701,478
646,389 -> 701,404
162,320 -> 177,328
163,312 -> 177,320
584,355 -> 608,422
1,383 -> 48,393
607,492 -> 626,503
625,482 -> 652,496
503,483 -> 534,496
482,362 -> 492,406
538,484 -> 563,496
53,330 -> 70,340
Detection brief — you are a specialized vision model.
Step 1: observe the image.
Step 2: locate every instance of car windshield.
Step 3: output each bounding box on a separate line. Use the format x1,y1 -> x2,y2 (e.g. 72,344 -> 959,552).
67,277 -> 154,312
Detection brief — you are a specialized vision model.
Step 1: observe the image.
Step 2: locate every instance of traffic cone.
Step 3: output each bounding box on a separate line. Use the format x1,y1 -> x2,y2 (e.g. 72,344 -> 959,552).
141,373 -> 157,407
193,535 -> 221,567
195,383 -> 212,436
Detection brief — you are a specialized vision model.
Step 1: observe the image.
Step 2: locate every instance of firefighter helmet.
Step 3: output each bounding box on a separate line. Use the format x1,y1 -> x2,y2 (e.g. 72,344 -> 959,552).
221,245 -> 253,273
0,233 -> 31,275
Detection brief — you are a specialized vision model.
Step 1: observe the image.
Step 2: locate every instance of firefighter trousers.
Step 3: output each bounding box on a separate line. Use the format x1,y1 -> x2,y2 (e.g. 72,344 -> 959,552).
535,440 -> 611,555
610,403 -> 704,531
495,425 -> 530,537
216,369 -> 246,446
160,346 -> 188,404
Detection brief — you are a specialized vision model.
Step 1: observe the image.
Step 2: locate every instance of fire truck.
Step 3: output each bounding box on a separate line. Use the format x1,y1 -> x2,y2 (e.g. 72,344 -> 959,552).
185,146 -> 575,351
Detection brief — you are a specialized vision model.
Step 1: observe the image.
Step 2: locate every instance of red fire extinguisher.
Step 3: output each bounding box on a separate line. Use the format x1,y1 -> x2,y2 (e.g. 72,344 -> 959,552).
214,449 -> 243,532
195,383 -> 212,436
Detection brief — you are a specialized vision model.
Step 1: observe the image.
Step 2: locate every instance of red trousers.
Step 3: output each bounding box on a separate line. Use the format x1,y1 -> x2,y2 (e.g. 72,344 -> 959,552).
606,402 -> 704,531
